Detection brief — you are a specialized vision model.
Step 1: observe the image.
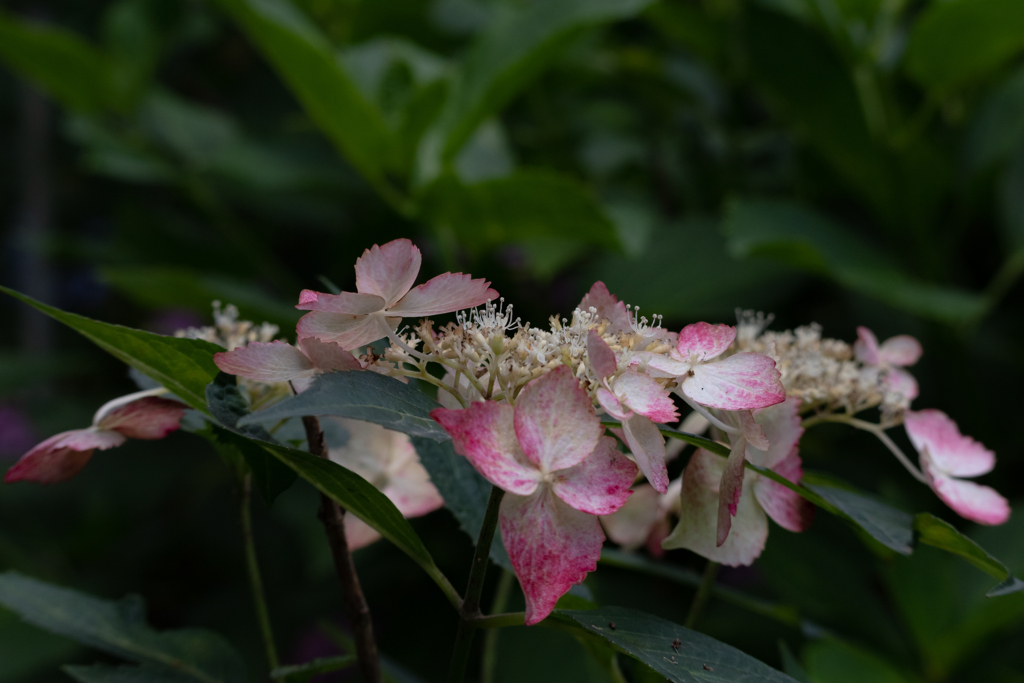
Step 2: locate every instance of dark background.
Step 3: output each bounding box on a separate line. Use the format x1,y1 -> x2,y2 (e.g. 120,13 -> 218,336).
1,0 -> 1023,680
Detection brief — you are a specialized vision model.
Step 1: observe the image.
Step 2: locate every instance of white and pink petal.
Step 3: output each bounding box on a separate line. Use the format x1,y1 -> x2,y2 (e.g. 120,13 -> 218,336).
98,397 -> 187,440
878,334 -> 922,367
905,409 -> 995,478
921,457 -> 1010,526
677,323 -> 736,362
297,337 -> 364,373
586,329 -> 618,379
754,452 -> 813,532
214,341 -> 315,383
684,352 -> 785,411
354,239 -> 422,308
614,371 -> 678,424
578,281 -> 632,334
295,290 -> 385,315
620,414 -> 669,494
4,429 -> 126,484
388,272 -> 497,318
513,366 -> 601,473
551,436 -> 637,515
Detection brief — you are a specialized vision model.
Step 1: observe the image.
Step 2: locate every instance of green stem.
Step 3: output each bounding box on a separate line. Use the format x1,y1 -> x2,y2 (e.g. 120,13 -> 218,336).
241,474 -> 280,671
480,570 -> 515,683
684,561 -> 720,630
448,485 -> 506,683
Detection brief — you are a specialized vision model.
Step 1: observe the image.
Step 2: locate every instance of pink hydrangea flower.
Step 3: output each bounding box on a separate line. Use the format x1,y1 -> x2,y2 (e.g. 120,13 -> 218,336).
588,329 -> 678,494
662,398 -> 813,566
854,326 -> 922,401
327,418 -> 444,549
4,396 -> 187,484
641,322 -> 785,411
904,410 -> 1010,525
214,337 -> 363,390
601,479 -> 681,557
295,239 -> 498,350
431,366 -> 638,625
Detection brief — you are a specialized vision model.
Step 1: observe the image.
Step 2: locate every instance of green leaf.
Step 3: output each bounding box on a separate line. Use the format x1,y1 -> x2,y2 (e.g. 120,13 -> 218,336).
0,572 -> 246,683
723,198 -> 987,324
905,0 -> 1024,93
777,641 -> 811,683
270,655 -> 356,683
964,63 -> 1024,175
99,266 -> 301,331
254,439 -> 457,602
213,0 -> 404,200
914,513 -> 1023,596
423,0 -> 654,171
557,606 -> 798,682
0,286 -> 222,411
237,372 -> 450,441
804,479 -> 914,556
64,663 -> 203,683
803,640 -> 912,683
412,437 -> 512,570
0,10 -> 112,113
422,170 -> 620,253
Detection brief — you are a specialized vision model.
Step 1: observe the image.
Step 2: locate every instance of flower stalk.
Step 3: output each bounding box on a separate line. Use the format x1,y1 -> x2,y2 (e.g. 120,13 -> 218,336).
240,473 -> 279,671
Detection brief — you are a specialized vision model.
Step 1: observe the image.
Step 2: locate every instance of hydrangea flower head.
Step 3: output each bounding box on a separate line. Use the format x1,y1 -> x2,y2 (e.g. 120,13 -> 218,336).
431,366 -> 637,624
296,239 -> 498,350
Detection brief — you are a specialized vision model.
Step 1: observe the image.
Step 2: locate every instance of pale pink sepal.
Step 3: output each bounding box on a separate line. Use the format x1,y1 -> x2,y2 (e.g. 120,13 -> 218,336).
297,337 -> 363,372
296,312 -> 398,350
746,398 -> 804,470
905,410 -> 995,478
596,387 -> 631,420
97,397 -> 188,440
4,429 -> 126,484
552,437 -> 637,515
354,239 -> 422,308
513,366 -> 600,472
716,437 -> 748,546
614,372 -> 678,423
578,281 -> 632,334
601,484 -> 663,550
921,463 -> 1010,526
620,414 -> 669,494
753,452 -> 813,532
736,410 -> 769,452
855,326 -> 921,367
587,329 -> 618,379
662,450 -> 767,567
345,516 -> 383,551
214,341 -> 314,383
500,487 -> 605,625
430,402 -> 540,496
853,327 -> 881,365
684,352 -> 785,411
677,323 -> 736,361
886,367 -> 919,401
295,290 -> 386,315
388,272 -> 498,318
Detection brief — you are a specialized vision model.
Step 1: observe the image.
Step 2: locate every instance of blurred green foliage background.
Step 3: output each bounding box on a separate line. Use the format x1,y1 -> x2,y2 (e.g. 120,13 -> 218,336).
1,0 -> 1023,681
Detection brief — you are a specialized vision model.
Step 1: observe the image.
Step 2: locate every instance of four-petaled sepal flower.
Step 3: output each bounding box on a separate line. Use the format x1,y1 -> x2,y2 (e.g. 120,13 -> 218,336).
295,239 -> 498,349
4,397 -> 187,484
904,409 -> 1010,525
431,366 -> 638,625
855,327 -> 922,402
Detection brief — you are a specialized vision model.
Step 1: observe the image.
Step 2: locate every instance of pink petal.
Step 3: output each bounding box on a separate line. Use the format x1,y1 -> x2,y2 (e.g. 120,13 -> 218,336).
500,486 -> 605,625
354,239 -> 422,308
736,410 -> 769,452
388,272 -> 498,317
383,452 -> 444,518
345,515 -> 383,551
513,366 -> 601,472
295,290 -> 385,315
587,329 -> 618,379
431,403 -> 540,496
552,436 -> 637,515
214,341 -> 314,383
620,414 -> 669,494
716,436 -> 749,546
296,312 -> 396,350
297,337 -> 364,372
748,398 -> 804,469
922,458 -> 1010,525
98,397 -> 188,440
601,484 -> 663,550
878,334 -> 922,367
905,409 -> 995,478
4,429 -> 125,484
661,449 -> 767,566
853,326 -> 881,365
885,367 -> 919,401
676,322 -> 736,361
578,281 -> 632,334
635,352 -> 692,378
614,371 -> 678,423
754,452 -> 813,532
596,387 -> 632,421
684,352 -> 785,411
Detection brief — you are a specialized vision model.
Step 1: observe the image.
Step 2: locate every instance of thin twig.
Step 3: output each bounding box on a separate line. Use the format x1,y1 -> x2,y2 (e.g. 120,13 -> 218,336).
241,474 -> 279,671
302,415 -> 382,683
684,560 -> 720,630
448,486 -> 505,683
480,569 -> 514,683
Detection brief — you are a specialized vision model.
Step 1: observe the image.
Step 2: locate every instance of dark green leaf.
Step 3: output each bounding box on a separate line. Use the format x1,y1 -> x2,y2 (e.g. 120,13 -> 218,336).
0,286 -> 221,411
422,170 -> 620,253
64,663 -> 202,683
777,641 -> 811,683
914,513 -> 1023,595
803,641 -> 912,683
723,199 -> 986,324
905,0 -> 1024,93
0,10 -> 112,113
0,573 -> 246,683
964,64 -> 1024,175
237,372 -> 450,442
557,606 -> 798,681
213,0 -> 404,199
804,479 -> 914,556
270,655 -> 356,683
412,437 -> 512,570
